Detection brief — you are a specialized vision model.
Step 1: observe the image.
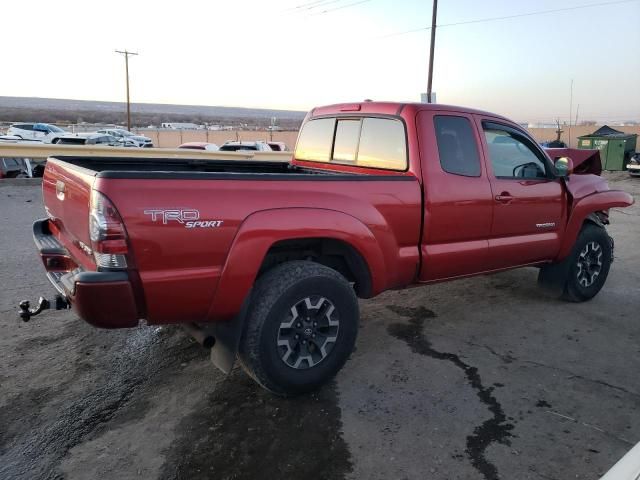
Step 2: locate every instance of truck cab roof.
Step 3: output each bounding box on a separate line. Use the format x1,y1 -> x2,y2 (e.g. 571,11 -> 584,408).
310,101 -> 509,121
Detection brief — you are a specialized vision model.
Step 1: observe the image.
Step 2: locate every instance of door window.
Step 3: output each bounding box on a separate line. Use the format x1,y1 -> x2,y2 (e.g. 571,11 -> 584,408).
483,123 -> 548,179
434,116 -> 481,177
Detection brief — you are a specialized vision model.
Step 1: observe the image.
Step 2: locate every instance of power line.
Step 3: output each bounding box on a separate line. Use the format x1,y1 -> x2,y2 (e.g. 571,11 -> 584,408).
311,0 -> 372,15
378,0 -> 640,39
283,0 -> 346,13
284,0 -> 330,11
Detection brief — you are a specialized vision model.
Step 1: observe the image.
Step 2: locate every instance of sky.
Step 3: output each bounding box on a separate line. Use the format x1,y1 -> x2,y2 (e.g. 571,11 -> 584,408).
1,0 -> 639,122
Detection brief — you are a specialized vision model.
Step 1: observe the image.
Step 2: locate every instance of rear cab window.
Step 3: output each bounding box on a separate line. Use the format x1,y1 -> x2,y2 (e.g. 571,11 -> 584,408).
295,116 -> 407,171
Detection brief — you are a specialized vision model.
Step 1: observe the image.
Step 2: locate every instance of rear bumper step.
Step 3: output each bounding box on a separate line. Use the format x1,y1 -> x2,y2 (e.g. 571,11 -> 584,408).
26,219 -> 139,328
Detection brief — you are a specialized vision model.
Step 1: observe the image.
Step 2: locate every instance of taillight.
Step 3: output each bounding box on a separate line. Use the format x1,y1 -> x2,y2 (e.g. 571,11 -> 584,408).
89,189 -> 128,269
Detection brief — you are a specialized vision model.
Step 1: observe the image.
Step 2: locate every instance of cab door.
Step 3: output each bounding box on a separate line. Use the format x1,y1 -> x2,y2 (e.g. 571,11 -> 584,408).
417,111 -> 494,281
476,118 -> 567,270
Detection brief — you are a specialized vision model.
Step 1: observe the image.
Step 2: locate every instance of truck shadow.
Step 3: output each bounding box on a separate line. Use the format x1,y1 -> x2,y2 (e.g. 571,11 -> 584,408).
160,371 -> 352,480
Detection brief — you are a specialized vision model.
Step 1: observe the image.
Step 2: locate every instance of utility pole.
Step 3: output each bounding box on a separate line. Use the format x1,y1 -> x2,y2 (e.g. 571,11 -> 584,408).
568,79 -> 573,147
426,0 -> 438,103
115,49 -> 139,131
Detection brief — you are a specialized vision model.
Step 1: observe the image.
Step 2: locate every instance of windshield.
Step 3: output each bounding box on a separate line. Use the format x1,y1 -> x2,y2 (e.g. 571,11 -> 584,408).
114,129 -> 134,137
220,144 -> 258,151
48,125 -> 66,133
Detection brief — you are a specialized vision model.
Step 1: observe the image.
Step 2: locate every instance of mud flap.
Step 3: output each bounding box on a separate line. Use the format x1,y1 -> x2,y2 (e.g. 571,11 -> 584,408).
537,260 -> 571,296
207,290 -> 252,374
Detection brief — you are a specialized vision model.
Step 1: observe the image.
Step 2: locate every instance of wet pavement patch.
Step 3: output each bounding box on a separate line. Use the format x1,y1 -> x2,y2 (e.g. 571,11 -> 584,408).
0,326 -> 205,480
160,370 -> 352,480
387,305 -> 514,480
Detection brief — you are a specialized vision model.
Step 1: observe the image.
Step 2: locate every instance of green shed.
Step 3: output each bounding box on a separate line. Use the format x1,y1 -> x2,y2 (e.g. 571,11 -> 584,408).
577,125 -> 638,171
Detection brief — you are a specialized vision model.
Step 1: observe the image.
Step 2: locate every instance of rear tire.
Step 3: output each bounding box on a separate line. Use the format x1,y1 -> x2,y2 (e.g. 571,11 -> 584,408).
238,261 -> 359,396
561,224 -> 612,302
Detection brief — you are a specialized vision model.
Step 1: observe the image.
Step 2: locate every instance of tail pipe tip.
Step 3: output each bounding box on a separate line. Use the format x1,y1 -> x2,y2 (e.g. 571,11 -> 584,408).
182,323 -> 216,349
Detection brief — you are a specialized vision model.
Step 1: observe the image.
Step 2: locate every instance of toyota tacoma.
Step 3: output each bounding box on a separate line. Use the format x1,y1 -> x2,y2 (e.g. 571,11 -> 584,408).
21,102 -> 634,395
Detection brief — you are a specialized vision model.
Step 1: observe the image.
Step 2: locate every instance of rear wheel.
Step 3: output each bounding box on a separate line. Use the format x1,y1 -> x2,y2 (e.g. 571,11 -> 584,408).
238,261 -> 359,396
562,224 -> 612,302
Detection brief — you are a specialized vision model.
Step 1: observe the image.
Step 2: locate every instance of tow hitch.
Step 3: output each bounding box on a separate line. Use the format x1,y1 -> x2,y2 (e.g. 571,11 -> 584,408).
18,295 -> 70,322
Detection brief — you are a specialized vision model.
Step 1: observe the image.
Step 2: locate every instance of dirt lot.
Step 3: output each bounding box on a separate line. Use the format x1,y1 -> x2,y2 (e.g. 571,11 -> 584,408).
1,173 -> 638,480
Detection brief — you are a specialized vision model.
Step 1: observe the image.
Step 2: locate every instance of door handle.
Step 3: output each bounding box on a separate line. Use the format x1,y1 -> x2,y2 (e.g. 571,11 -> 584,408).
494,192 -> 513,203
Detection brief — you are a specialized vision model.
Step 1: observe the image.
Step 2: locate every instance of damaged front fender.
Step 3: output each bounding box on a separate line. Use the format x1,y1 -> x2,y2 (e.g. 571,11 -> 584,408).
557,189 -> 634,261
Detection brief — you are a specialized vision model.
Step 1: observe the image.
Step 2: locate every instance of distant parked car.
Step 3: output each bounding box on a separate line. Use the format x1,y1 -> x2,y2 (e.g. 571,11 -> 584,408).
627,152 -> 640,177
96,128 -> 153,148
7,123 -> 67,144
540,140 -> 568,148
178,142 -> 219,151
56,133 -> 133,146
267,141 -> 289,152
219,141 -> 272,152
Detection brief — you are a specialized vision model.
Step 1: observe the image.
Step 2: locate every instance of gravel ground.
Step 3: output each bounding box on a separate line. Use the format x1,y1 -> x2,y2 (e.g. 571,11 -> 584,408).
1,173 -> 638,480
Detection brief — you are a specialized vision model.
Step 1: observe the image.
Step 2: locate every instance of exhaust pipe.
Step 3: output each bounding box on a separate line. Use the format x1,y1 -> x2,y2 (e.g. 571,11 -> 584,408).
182,323 -> 216,349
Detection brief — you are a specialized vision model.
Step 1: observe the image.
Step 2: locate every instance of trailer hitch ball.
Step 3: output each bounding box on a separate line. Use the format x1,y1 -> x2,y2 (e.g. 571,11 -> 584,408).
19,297 -> 50,322
18,295 -> 69,322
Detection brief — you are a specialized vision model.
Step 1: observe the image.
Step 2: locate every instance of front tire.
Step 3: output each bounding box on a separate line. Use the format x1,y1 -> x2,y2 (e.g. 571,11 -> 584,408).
238,261 -> 359,396
562,224 -> 612,302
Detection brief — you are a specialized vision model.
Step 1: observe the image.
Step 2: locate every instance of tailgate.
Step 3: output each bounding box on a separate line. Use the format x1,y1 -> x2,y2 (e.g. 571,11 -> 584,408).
42,158 -> 96,266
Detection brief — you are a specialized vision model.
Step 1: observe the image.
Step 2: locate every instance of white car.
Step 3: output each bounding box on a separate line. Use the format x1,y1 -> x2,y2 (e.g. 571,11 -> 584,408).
96,128 -> 153,148
219,141 -> 273,152
178,142 -> 220,151
627,153 -> 640,177
7,123 -> 67,144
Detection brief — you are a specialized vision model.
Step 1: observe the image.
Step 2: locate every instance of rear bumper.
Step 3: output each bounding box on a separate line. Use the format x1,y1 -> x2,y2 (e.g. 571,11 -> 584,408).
33,219 -> 138,328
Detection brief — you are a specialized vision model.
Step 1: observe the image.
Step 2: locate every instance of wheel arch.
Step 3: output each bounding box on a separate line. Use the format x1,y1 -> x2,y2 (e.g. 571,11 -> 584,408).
557,189 -> 633,260
206,208 -> 387,322
257,237 -> 373,298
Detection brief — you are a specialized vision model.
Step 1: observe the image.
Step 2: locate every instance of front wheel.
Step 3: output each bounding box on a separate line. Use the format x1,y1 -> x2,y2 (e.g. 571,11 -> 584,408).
562,224 -> 612,302
238,261 -> 359,396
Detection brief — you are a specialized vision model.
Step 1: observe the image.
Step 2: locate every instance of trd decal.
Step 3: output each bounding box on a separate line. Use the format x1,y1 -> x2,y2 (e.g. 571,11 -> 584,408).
144,209 -> 223,228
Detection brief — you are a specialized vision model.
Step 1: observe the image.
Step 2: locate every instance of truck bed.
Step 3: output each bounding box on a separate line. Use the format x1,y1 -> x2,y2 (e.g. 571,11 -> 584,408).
53,155 -> 356,178
41,155 -> 422,326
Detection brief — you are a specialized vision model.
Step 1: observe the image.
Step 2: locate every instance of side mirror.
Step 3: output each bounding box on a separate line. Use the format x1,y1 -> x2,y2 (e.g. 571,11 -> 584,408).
554,156 -> 574,177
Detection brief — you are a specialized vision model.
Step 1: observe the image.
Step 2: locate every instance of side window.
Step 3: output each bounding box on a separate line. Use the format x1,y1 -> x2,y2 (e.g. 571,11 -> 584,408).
483,124 -> 548,179
434,116 -> 481,177
295,118 -> 335,161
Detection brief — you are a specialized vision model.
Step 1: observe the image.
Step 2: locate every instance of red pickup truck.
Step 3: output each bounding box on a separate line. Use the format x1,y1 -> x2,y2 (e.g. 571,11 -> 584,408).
23,102 -> 633,395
